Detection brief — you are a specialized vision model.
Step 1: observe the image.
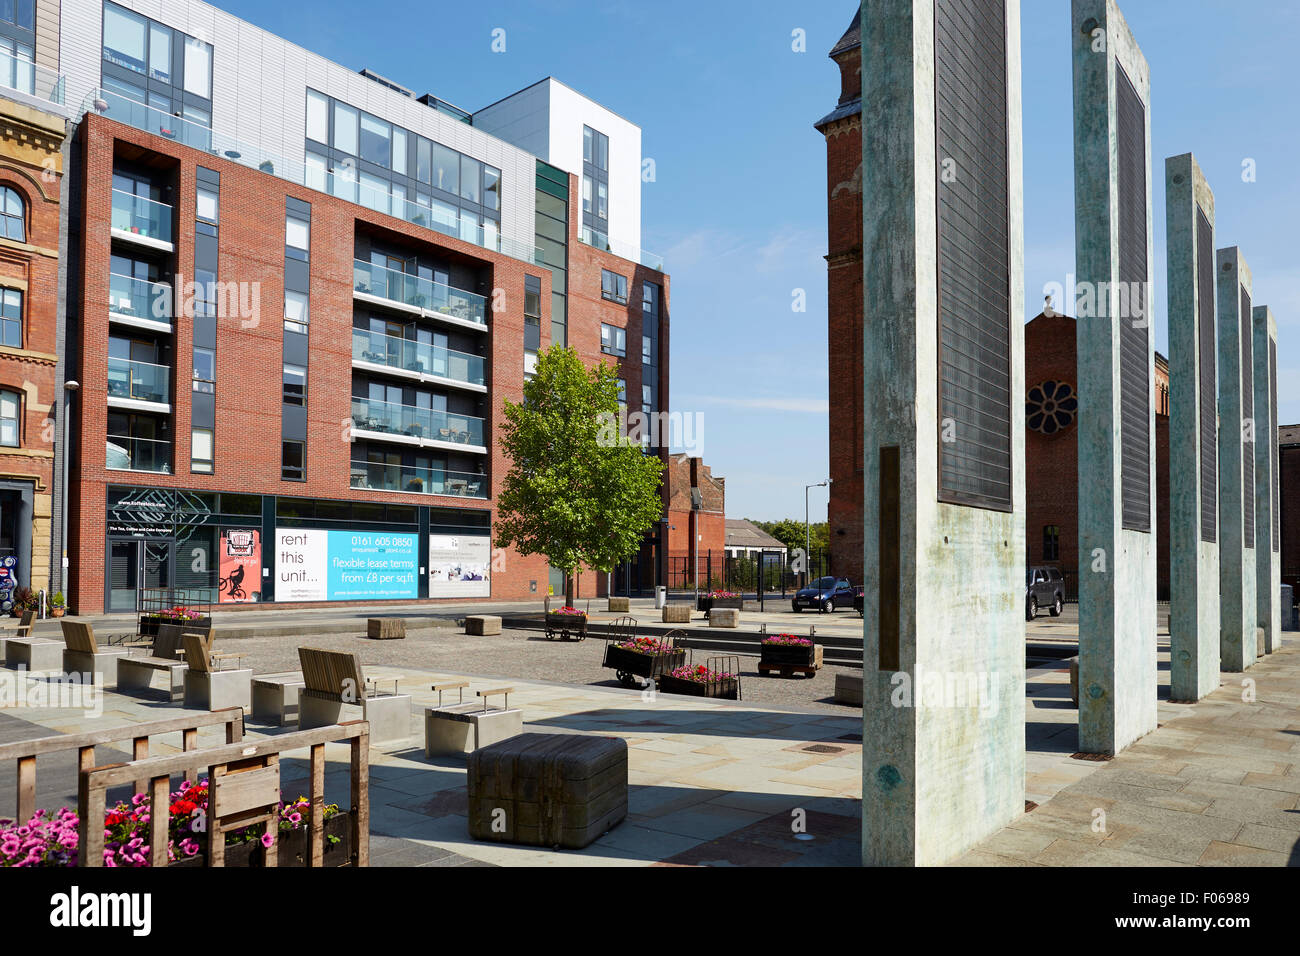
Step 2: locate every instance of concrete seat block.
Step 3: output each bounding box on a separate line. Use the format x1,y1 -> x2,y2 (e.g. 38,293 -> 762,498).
303,692 -> 413,747
63,648 -> 128,687
708,608 -> 740,628
116,657 -> 186,701
425,706 -> 523,757
662,605 -> 691,624
607,597 -> 630,613
252,675 -> 305,726
466,615 -> 502,636
834,673 -> 863,706
5,639 -> 63,672
184,668 -> 253,711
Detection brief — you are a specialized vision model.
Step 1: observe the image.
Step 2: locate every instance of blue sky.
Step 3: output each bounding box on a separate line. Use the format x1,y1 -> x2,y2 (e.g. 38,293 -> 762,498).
215,0 -> 1300,523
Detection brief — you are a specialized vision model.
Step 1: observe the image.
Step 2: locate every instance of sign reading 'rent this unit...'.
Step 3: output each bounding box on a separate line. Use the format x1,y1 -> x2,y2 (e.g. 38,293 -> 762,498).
429,534 -> 490,598
276,529 -> 419,601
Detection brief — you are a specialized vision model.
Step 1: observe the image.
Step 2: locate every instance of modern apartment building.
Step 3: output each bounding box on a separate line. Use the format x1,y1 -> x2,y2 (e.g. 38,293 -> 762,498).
41,0 -> 667,612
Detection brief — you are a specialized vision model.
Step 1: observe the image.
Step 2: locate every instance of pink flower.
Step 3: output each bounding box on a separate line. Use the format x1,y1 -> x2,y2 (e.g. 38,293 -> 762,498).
260,832 -> 274,848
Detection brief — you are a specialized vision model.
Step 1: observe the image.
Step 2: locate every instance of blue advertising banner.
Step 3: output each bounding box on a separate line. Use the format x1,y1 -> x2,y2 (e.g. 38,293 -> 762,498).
275,528 -> 418,601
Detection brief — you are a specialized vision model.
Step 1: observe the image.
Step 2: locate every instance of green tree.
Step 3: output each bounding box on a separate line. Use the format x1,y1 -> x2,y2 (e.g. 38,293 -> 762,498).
753,518 -> 828,555
494,345 -> 664,606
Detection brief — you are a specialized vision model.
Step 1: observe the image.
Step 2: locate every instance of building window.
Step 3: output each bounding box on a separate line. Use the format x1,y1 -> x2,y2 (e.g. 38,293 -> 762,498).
583,125 -> 609,170
0,389 -> 16,446
284,289 -> 308,334
1027,380 -> 1078,435
1043,525 -> 1060,562
642,281 -> 661,318
283,363 -> 306,406
0,186 -> 23,242
196,186 -> 218,224
0,288 -> 20,347
642,335 -> 653,364
102,2 -> 147,74
601,270 -> 627,304
600,323 -> 626,357
191,427 -> 213,473
285,211 -> 310,259
0,1 -> 35,31
282,440 -> 304,481
192,347 -> 215,392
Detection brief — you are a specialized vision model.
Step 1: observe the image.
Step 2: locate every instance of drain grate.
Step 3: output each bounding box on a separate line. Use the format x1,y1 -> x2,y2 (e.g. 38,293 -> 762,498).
803,744 -> 844,754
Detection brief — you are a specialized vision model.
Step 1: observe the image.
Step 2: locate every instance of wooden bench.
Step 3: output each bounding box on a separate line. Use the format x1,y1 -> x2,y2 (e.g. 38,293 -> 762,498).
467,733 -> 628,849
252,672 -> 307,726
116,624 -> 202,701
182,633 -> 253,711
424,681 -> 523,756
298,647 -> 411,746
4,610 -> 62,671
60,620 -> 129,686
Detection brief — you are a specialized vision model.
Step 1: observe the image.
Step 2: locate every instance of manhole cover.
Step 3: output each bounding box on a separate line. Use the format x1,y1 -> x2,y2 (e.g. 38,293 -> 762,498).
803,744 -> 844,754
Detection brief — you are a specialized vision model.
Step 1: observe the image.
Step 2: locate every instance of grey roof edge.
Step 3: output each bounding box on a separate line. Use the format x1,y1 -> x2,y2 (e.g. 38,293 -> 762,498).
814,97 -> 861,133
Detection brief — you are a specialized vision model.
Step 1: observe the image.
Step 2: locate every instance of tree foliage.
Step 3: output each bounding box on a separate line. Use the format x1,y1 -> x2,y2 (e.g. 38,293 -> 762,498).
494,345 -> 664,583
751,518 -> 828,554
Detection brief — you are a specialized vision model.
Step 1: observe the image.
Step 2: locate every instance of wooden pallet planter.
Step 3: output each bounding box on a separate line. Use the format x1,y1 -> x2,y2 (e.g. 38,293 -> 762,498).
171,811 -> 355,868
544,613 -> 588,641
758,640 -> 822,678
138,615 -> 211,639
658,674 -> 741,700
366,618 -> 406,640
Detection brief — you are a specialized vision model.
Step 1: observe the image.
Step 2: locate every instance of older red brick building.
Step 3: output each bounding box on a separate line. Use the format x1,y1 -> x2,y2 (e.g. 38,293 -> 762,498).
0,96 -> 64,605
665,454 -> 725,570
817,8 -> 865,583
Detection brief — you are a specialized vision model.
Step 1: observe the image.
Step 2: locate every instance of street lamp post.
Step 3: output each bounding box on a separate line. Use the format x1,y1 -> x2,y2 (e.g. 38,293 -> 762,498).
805,479 -> 831,588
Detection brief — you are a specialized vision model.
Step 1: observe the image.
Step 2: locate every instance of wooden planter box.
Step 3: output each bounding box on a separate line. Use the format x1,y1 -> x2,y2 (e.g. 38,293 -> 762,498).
168,812 -> 354,867
760,642 -> 816,668
544,612 -> 588,641
696,596 -> 743,613
602,645 -> 686,681
658,674 -> 740,700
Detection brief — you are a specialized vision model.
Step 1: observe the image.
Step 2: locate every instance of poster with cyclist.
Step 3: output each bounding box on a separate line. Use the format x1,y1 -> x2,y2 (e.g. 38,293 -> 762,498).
218,528 -> 261,603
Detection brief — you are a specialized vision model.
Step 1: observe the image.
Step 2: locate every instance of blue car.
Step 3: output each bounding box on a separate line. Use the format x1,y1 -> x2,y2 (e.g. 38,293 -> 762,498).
792,576 -> 855,613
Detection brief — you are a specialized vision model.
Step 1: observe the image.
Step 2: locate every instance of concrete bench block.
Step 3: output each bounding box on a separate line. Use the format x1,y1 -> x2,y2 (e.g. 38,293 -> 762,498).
252,674 -> 306,726
466,615 -> 502,636
116,657 -> 186,702
63,648 -> 128,687
367,618 -> 406,640
5,638 -> 63,672
607,597 -> 630,613
662,604 -> 691,624
184,668 -> 253,711
300,691 -> 413,747
425,706 -> 524,757
834,673 -> 863,706
708,608 -> 740,628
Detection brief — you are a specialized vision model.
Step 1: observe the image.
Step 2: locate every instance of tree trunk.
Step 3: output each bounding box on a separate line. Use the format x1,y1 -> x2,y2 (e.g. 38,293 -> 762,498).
565,572 -> 575,608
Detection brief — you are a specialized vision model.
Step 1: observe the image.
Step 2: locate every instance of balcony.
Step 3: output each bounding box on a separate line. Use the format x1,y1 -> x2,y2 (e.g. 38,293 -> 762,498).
83,89 -> 544,266
350,460 -> 487,499
352,329 -> 485,390
350,397 -> 485,451
108,357 -> 170,408
106,435 -> 171,474
352,260 -> 487,330
579,225 -> 664,273
110,189 -> 173,250
108,273 -> 172,330
0,50 -> 65,107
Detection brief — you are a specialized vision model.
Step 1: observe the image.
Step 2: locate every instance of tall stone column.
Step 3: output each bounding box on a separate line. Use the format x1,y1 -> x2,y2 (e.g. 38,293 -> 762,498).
859,0 -> 1025,866
1217,247 -> 1257,671
1253,305 -> 1280,653
1072,0 -> 1158,754
1164,153 -> 1220,701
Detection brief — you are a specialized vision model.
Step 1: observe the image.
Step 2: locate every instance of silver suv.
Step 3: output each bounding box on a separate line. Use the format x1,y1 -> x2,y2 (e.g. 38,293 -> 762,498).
1026,566 -> 1065,621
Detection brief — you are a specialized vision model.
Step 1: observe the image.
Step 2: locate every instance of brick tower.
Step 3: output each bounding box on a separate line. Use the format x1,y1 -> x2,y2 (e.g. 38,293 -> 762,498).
816,6 -> 864,583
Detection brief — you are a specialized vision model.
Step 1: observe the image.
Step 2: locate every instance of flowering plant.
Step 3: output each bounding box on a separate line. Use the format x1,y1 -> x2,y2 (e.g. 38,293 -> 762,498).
762,634 -> 812,646
615,636 -> 678,656
157,605 -> 204,620
704,591 -> 738,599
7,779 -> 344,867
667,663 -> 736,684
0,808 -> 79,867
548,606 -> 585,617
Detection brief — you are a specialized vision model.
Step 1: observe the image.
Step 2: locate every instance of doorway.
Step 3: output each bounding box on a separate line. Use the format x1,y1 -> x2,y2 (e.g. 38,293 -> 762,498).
107,537 -> 173,612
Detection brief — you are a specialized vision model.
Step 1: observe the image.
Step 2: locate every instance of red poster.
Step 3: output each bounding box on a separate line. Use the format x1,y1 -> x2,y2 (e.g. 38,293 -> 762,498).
219,529 -> 261,603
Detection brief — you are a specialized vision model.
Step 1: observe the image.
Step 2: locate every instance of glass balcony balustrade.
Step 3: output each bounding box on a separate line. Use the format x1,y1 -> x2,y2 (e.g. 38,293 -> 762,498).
352,329 -> 485,385
107,356 -> 170,405
105,435 -> 171,474
350,460 -> 487,499
0,50 -> 65,105
352,259 -> 487,326
578,225 -> 664,272
108,273 -> 172,323
111,188 -> 173,244
85,89 -> 543,265
350,397 -> 484,447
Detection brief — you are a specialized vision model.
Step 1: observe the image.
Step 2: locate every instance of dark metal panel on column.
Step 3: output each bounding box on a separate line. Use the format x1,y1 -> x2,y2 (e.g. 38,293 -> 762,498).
1241,286 -> 1254,549
1196,207 -> 1216,543
1272,337 -> 1280,552
1116,64 -> 1150,532
934,0 -> 1012,512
